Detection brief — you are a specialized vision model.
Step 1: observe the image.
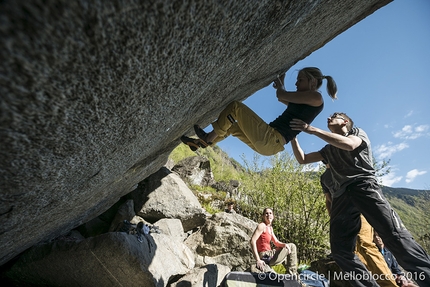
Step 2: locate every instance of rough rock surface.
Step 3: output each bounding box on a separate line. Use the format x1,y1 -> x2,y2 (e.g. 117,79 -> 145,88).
108,199 -> 136,232
4,225 -> 195,287
133,167 -> 207,231
172,156 -> 215,186
0,0 -> 392,265
185,212 -> 258,271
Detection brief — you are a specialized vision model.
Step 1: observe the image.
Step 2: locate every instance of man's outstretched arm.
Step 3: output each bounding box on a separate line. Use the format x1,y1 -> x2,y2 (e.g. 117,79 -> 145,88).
290,119 -> 362,151
291,137 -> 323,164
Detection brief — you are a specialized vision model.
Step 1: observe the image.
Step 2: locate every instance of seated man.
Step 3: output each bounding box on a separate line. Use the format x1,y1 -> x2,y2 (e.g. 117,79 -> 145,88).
225,201 -> 236,214
374,232 -> 419,287
249,208 -> 297,274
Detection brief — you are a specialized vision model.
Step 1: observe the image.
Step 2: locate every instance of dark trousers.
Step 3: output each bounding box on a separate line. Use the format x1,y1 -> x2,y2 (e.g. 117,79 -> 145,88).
330,178 -> 430,287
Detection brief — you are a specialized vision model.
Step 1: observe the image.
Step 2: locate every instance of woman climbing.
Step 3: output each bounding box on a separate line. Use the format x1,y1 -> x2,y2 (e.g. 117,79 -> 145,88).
181,67 -> 337,156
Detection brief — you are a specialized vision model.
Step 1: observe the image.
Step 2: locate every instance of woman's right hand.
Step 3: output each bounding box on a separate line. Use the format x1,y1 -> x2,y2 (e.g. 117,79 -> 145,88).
256,259 -> 266,271
273,74 -> 285,90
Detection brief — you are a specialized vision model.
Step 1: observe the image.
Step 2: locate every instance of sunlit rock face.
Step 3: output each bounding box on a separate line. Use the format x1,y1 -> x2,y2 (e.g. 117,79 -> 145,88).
0,0 -> 391,266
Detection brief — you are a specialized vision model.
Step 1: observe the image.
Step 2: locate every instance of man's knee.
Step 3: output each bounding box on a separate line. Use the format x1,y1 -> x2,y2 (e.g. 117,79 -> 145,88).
288,243 -> 297,253
287,243 -> 298,265
227,100 -> 241,110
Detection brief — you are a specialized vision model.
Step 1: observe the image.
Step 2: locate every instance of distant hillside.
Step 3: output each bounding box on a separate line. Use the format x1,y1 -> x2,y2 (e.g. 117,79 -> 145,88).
381,186 -> 430,250
381,185 -> 430,203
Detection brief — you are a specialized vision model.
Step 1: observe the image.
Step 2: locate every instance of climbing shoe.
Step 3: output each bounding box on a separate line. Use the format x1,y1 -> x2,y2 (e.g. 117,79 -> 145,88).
193,125 -> 212,147
180,135 -> 202,151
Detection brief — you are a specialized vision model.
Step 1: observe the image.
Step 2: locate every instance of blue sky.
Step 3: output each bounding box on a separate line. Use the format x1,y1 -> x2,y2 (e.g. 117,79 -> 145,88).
216,0 -> 430,190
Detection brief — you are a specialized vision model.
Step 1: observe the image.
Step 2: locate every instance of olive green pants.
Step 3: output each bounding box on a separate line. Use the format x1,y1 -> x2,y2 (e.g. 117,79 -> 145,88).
211,101 -> 285,156
253,243 -> 297,274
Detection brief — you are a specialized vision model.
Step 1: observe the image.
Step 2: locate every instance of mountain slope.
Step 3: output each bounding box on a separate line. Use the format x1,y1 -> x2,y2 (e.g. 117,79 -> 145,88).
381,186 -> 430,250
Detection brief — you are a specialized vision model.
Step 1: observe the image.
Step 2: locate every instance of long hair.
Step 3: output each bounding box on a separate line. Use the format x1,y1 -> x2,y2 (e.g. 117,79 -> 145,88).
299,67 -> 338,100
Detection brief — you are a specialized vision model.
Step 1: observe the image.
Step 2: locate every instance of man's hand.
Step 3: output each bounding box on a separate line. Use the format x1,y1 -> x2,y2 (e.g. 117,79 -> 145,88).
395,275 -> 408,287
290,118 -> 310,132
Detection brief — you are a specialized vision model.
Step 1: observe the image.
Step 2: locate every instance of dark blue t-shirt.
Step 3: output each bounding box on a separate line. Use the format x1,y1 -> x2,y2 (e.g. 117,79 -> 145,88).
379,247 -> 404,275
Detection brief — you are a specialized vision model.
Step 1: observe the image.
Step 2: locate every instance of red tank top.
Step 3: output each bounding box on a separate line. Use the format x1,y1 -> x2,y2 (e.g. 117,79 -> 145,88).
256,226 -> 272,252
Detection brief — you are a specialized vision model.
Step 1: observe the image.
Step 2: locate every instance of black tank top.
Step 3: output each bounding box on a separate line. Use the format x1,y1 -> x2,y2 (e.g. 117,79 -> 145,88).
269,102 -> 324,143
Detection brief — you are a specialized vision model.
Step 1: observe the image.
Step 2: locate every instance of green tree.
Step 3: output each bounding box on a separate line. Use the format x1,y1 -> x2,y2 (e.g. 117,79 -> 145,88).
374,157 -> 390,185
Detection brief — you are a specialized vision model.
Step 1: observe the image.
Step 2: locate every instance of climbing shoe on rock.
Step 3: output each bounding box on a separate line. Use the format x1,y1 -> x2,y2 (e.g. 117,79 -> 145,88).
193,125 -> 212,147
180,135 -> 202,151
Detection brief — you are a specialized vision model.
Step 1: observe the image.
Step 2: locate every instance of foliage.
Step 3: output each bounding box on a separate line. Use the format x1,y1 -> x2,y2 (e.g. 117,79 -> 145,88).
190,186 -> 227,215
383,190 -> 430,252
169,144 -> 243,183
419,233 -> 430,254
201,202 -> 222,215
168,143 -> 197,163
417,191 -> 430,253
374,157 -> 391,184
237,151 -> 330,263
272,264 -> 286,274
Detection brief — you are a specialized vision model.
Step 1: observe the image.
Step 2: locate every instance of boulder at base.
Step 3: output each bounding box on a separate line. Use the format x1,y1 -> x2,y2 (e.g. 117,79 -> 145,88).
5,231 -> 194,287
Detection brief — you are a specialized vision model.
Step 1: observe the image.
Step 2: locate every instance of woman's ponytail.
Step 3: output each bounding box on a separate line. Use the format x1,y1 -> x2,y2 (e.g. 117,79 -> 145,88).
324,75 -> 337,99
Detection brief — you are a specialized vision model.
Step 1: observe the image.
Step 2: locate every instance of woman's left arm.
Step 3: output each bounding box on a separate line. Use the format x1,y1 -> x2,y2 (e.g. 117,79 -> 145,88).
271,231 -> 290,253
272,233 -> 287,247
